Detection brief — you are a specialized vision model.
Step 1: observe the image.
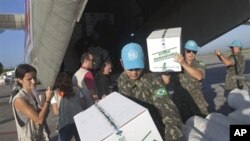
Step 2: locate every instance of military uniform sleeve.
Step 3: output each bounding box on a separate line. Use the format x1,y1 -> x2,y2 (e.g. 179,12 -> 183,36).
149,77 -> 183,140
229,55 -> 236,66
196,60 -> 206,79
117,72 -> 129,96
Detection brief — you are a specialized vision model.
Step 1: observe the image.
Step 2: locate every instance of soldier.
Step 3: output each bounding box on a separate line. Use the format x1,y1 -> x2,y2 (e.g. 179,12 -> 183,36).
117,42 -> 183,141
167,40 -> 209,122
214,40 -> 246,91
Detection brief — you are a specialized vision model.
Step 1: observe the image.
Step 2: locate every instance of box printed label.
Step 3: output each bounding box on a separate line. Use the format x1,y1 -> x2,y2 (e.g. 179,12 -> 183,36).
147,28 -> 182,72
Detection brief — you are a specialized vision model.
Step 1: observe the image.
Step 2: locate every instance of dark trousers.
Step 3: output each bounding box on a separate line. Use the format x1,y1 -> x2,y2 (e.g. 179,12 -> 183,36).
59,123 -> 80,141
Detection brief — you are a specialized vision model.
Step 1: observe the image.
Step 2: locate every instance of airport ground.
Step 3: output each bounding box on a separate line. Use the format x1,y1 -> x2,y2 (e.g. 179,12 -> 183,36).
0,49 -> 250,141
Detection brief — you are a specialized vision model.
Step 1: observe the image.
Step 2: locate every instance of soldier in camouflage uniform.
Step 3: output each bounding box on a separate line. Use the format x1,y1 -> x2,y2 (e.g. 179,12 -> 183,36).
214,40 -> 245,91
117,43 -> 183,141
168,40 -> 209,122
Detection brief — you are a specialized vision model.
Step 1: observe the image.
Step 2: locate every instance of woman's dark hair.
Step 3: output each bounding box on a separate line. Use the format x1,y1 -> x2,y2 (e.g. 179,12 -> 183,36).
99,59 -> 112,73
54,72 -> 74,99
15,64 -> 37,87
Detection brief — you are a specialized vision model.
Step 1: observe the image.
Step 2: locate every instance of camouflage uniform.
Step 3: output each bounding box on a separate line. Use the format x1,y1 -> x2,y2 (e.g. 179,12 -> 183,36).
118,72 -> 183,141
225,52 -> 245,90
171,59 -> 208,122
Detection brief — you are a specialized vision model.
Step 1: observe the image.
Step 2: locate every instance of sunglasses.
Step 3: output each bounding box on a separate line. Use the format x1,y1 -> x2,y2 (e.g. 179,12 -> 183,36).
186,49 -> 197,54
127,68 -> 142,71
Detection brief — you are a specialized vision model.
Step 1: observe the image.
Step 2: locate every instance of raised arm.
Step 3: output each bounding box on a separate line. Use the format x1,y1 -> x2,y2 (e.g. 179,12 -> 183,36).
214,49 -> 234,66
14,87 -> 53,124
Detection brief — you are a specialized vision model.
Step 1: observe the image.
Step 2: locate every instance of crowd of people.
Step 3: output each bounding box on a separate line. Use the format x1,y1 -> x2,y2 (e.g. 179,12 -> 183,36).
11,38 -> 246,141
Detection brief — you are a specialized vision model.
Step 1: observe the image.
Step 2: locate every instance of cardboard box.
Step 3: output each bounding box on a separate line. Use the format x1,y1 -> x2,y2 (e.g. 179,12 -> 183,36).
146,27 -> 182,72
74,92 -> 163,141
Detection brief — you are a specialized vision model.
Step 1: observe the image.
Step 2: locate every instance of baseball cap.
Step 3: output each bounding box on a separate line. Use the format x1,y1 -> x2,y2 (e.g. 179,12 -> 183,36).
228,40 -> 243,48
185,40 -> 199,51
121,43 -> 144,70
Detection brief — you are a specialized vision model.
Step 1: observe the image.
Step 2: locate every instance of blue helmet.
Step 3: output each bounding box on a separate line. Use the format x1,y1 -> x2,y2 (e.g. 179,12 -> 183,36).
228,40 -> 243,48
185,40 -> 199,51
121,43 -> 144,70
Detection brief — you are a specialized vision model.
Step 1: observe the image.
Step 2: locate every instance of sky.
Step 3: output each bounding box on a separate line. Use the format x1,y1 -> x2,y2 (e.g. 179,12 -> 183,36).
0,0 -> 25,69
199,24 -> 250,54
0,0 -> 249,69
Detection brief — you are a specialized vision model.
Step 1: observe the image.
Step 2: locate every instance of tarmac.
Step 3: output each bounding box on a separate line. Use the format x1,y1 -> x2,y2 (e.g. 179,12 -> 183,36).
0,49 -> 250,141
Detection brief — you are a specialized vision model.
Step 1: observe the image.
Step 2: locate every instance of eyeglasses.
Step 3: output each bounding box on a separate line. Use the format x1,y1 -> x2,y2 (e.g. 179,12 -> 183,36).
127,68 -> 142,71
186,49 -> 197,54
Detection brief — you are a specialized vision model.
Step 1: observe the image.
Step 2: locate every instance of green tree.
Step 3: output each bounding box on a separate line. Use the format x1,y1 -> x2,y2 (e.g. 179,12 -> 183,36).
0,62 -> 3,75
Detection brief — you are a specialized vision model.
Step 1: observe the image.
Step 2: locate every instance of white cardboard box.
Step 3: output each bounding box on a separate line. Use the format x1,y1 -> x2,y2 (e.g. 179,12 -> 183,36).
146,27 -> 182,72
74,92 -> 163,141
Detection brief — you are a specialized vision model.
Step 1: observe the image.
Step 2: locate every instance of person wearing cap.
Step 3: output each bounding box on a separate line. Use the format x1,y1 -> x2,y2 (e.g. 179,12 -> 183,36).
117,42 -> 183,141
214,40 -> 245,90
168,40 -> 209,122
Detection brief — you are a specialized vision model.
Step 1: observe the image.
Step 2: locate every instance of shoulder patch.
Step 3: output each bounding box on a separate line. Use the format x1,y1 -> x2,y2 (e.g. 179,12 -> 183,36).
154,88 -> 168,96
